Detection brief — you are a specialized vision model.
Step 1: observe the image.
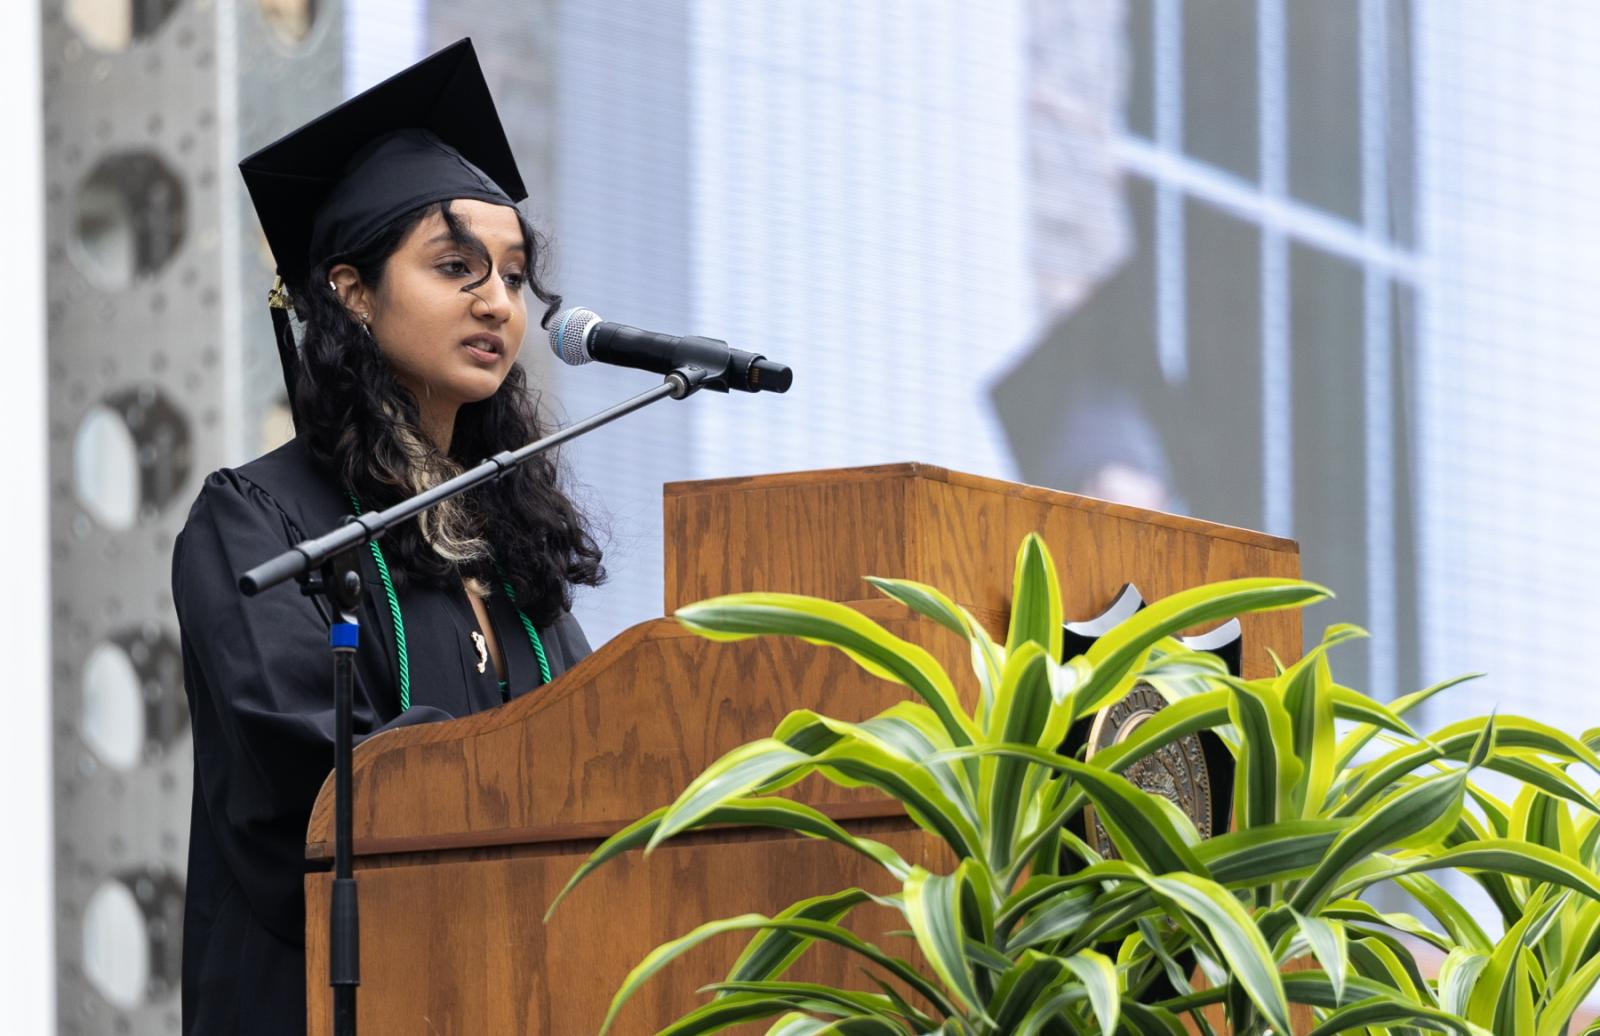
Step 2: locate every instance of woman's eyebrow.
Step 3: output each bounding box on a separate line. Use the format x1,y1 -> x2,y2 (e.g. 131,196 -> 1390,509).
425,228 -> 484,251
425,229 -> 524,258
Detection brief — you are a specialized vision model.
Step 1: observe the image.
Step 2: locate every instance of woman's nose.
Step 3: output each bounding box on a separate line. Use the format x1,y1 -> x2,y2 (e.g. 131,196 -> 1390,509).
473,277 -> 513,322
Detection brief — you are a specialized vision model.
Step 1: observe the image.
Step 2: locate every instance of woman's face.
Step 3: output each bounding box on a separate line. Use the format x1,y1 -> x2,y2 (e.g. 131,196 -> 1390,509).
340,199 -> 530,410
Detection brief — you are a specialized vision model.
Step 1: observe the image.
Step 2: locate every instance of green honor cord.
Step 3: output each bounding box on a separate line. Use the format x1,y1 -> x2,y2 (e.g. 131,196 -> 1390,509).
364,526 -> 411,710
494,564 -> 553,685
348,493 -> 551,710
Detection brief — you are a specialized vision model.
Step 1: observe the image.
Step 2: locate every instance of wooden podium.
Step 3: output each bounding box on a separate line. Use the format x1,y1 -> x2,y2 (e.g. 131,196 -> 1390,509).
303,464 -> 1302,1034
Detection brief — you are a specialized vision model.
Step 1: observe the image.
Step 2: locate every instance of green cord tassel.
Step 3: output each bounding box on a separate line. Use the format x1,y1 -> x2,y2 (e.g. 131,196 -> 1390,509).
497,574 -> 553,685
350,493 -> 411,711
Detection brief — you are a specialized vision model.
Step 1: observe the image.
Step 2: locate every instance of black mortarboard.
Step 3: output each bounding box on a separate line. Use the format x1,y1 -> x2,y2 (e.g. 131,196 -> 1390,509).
238,38 -> 527,424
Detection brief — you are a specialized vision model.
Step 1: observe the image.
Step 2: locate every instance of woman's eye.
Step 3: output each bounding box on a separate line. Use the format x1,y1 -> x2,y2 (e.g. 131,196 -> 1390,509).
504,272 -> 526,289
438,259 -> 472,276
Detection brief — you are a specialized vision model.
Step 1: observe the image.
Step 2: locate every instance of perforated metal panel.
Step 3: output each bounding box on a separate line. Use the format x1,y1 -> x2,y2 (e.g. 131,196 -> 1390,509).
43,1 -> 341,1031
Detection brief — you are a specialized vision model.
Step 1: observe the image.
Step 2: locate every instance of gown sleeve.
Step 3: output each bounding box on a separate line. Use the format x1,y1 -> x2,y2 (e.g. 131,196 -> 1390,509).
173,469 -> 451,945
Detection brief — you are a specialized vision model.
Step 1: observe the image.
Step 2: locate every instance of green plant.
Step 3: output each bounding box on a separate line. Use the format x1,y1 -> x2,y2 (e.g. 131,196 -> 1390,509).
550,534 -> 1600,1035
1339,751 -> 1600,1036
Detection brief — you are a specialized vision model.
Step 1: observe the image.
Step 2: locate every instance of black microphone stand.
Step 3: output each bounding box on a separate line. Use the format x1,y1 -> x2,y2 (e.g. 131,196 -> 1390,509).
238,367 -> 709,1036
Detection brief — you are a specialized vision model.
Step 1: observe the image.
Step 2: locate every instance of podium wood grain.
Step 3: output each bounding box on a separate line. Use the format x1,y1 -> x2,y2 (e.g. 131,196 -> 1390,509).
305,464 -> 1307,1034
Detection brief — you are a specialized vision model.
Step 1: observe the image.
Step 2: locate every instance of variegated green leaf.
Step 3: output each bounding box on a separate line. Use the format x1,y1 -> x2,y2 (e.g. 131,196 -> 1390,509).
1228,676 -> 1303,830
1005,533 -> 1063,661
723,889 -> 873,989
1302,994 -> 1493,1036
1319,897 -> 1452,952
1004,884 -> 1098,953
808,738 -> 985,860
1464,780 -> 1513,840
1467,911 -> 1538,1033
601,912 -> 954,1034
1142,871 -> 1291,1034
1291,764 -> 1472,913
1535,946 -> 1600,1036
646,739 -> 816,850
1290,908 -> 1348,1004
703,982 -> 917,1028
1332,672 -> 1482,772
1059,949 -> 1120,1036
932,742 -> 1208,878
858,702 -> 978,828
985,952 -> 1075,1036
1342,715 -> 1600,819
1198,819 -> 1350,886
547,796 -> 908,920
1436,946 -> 1490,1017
1280,636 -> 1339,817
764,1014 -> 907,1035
753,710 -> 986,858
903,865 -> 991,1021
866,574 -> 1004,722
675,593 -> 977,745
1346,839 -> 1600,905
654,992 -> 816,1036
1075,578 -> 1330,718
1346,933 -> 1431,1005
986,642 -> 1073,869
1551,898 -> 1600,993
1116,1001 -> 1189,1036
601,913 -> 767,1035
1075,690 -> 1231,778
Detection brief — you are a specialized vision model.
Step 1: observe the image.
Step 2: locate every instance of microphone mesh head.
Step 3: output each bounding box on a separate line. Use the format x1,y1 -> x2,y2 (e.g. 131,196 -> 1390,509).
548,307 -> 602,366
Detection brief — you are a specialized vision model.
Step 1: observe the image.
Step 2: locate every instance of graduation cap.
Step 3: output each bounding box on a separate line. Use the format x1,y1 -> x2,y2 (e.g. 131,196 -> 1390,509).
238,38 -> 527,425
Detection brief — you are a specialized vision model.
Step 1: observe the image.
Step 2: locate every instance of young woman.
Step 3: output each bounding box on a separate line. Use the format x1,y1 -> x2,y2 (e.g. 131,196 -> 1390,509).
172,41 -> 602,1034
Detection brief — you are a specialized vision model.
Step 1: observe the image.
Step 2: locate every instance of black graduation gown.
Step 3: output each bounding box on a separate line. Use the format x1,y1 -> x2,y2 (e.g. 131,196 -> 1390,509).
172,436 -> 592,1036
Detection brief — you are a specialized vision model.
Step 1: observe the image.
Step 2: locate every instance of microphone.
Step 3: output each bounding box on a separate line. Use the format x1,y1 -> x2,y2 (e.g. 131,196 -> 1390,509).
548,307 -> 792,394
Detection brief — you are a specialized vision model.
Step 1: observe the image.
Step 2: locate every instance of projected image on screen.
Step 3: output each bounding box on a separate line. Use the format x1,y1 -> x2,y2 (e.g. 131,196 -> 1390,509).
994,0 -> 1420,704
328,0 -> 1600,749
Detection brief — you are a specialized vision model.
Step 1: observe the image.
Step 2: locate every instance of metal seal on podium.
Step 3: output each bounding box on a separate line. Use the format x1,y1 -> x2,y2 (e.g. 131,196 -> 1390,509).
1063,587 -> 1241,861
1081,682 -> 1214,858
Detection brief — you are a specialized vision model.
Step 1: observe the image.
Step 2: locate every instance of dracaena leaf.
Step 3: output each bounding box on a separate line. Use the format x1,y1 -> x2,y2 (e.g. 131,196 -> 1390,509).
547,798 -> 909,920
648,739 -> 817,849
723,889 -> 873,988
1437,947 -> 1491,1017
675,593 -> 977,746
1289,908 -> 1348,1004
1279,634 -> 1338,816
985,642 -> 1072,870
1535,949 -> 1600,1036
652,992 -> 812,1036
1227,676 -> 1303,830
1074,578 -> 1330,718
866,574 -> 1004,724
903,865 -> 993,1022
1005,533 -> 1063,660
1142,870 -> 1292,1035
1295,759 -> 1477,914
1344,840 -> 1600,906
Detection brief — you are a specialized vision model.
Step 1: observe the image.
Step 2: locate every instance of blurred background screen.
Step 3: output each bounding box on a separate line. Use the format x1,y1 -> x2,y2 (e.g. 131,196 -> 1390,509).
40,0 -> 1600,1030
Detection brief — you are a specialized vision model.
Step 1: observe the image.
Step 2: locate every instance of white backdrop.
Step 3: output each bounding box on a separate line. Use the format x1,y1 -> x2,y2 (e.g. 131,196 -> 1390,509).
0,1 -> 55,1030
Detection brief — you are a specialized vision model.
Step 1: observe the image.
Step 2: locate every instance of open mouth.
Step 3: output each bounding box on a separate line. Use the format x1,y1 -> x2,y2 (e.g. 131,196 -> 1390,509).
462,334 -> 504,360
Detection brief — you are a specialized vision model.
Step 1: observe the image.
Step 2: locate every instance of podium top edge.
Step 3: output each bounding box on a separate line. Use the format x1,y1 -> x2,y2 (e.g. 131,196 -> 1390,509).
662,462 -> 1300,555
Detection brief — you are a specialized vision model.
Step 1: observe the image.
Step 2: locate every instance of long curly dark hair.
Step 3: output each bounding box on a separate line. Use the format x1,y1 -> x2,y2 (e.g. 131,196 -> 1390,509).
288,199 -> 604,625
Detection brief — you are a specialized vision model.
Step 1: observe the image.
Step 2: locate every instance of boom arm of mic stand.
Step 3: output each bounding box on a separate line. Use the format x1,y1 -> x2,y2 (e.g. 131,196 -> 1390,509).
239,367 -> 709,596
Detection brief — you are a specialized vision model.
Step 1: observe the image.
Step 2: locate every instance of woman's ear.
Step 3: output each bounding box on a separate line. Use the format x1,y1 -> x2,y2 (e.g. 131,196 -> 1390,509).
328,264 -> 374,323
